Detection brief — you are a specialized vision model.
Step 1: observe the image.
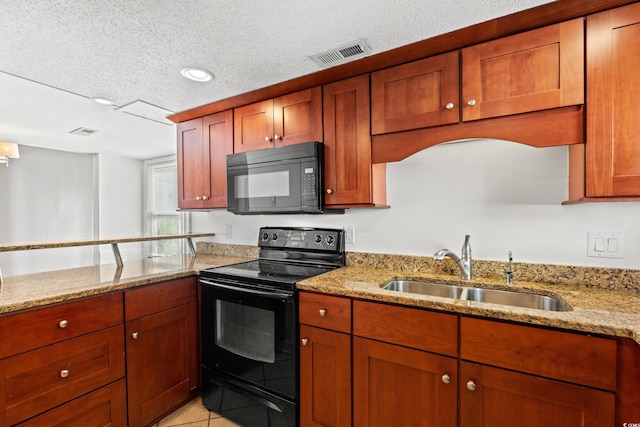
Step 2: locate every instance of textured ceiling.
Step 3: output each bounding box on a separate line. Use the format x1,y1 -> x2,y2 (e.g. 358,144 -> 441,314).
0,0 -> 553,159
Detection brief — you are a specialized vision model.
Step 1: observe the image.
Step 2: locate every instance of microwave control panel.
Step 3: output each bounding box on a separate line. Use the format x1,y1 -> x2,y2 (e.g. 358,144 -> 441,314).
301,161 -> 318,201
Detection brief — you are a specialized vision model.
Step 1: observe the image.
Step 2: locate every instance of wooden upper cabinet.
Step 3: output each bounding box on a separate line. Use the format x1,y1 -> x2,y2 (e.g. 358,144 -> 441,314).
234,87 -> 322,153
323,74 -> 386,207
177,111 -> 233,209
586,3 -> 640,197
462,18 -> 584,121
371,51 -> 460,134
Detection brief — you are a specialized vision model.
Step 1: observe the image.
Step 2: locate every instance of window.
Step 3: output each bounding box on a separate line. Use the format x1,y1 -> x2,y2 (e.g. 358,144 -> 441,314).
144,157 -> 188,256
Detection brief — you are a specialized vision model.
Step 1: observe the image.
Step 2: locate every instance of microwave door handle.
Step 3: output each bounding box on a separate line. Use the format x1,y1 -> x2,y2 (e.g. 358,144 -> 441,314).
199,279 -> 293,300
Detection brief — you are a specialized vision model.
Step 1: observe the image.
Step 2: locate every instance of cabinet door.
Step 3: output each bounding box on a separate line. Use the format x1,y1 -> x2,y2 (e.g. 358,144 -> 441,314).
586,3 -> 640,197
462,18 -> 583,121
353,337 -> 456,427
274,86 -> 323,146
300,325 -> 351,427
126,302 -> 198,427
177,117 -> 205,208
372,51 -> 460,134
460,362 -> 614,427
234,99 -> 274,152
202,110 -> 233,208
15,380 -> 127,427
323,74 -> 373,206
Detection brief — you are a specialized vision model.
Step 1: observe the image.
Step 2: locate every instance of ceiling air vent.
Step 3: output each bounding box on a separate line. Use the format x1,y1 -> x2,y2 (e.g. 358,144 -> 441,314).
69,127 -> 97,137
310,39 -> 371,68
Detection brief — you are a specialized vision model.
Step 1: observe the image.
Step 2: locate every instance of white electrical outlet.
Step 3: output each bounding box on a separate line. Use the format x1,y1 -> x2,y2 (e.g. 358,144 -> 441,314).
587,231 -> 623,258
345,225 -> 356,244
224,224 -> 232,239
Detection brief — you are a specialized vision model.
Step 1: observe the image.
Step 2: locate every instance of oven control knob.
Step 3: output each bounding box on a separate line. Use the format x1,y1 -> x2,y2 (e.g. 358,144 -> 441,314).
272,233 -> 278,241
314,234 -> 322,243
326,235 -> 335,245
262,232 -> 269,241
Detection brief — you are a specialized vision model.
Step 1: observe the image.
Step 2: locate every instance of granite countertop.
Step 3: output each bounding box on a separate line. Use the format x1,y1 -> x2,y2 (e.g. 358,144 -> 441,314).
297,266 -> 640,344
0,254 -> 252,314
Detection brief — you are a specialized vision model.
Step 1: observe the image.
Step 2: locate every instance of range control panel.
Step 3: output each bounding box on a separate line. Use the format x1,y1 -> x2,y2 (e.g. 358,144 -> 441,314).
258,227 -> 344,252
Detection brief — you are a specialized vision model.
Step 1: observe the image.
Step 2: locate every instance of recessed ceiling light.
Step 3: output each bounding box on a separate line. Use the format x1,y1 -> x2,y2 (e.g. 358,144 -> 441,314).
91,97 -> 115,106
181,67 -> 214,82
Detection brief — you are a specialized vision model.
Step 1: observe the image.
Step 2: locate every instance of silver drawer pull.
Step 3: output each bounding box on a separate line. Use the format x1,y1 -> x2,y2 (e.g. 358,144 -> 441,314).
318,309 -> 326,317
301,338 -> 308,346
58,320 -> 68,328
132,332 -> 139,340
466,380 -> 477,391
60,369 -> 70,378
441,374 -> 451,384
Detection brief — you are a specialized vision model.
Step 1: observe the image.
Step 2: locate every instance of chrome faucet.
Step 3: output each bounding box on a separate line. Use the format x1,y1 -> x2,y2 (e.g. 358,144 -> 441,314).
434,235 -> 472,281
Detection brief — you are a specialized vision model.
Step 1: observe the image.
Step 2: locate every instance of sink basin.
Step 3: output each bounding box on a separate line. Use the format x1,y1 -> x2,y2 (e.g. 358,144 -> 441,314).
383,280 -> 570,312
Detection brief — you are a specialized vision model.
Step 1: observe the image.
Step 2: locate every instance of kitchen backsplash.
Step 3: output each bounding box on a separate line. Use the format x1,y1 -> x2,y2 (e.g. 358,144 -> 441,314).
197,242 -> 640,292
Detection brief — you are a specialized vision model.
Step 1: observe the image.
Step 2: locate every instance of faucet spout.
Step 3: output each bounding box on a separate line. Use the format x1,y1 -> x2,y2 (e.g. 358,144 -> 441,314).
433,235 -> 472,281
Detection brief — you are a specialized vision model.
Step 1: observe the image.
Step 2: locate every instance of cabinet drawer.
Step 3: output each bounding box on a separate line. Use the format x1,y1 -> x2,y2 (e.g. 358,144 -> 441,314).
0,325 -> 126,425
0,292 -> 123,359
125,277 -> 197,320
15,379 -> 127,427
353,301 -> 458,357
460,317 -> 617,390
299,293 -> 351,333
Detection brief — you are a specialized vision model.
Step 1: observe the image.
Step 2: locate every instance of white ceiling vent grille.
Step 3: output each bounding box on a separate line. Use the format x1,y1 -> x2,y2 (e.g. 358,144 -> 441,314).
69,127 -> 98,136
310,39 -> 371,68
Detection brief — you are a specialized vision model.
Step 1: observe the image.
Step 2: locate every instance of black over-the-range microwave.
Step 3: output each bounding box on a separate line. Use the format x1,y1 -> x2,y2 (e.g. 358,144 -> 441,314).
226,141 -> 344,215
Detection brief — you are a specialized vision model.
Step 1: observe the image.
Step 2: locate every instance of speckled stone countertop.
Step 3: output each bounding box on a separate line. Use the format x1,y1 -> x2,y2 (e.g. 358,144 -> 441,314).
297,258 -> 640,345
0,254 -> 251,314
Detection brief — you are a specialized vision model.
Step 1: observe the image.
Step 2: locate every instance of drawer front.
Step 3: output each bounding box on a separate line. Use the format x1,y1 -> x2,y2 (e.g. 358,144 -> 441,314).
299,292 -> 351,333
0,292 -> 123,359
1,325 -> 126,426
460,317 -> 617,390
15,380 -> 127,427
125,277 -> 197,320
353,300 -> 458,357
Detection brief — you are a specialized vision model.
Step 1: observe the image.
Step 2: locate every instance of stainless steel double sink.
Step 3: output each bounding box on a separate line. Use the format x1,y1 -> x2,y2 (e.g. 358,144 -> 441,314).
383,280 -> 570,311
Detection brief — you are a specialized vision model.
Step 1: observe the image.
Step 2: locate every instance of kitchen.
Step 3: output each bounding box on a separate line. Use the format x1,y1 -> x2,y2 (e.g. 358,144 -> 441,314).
1,0 -> 640,426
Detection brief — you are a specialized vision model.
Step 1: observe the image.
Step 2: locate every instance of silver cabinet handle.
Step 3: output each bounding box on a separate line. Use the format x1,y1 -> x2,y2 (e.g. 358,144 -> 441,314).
265,136 -> 272,142
466,380 -> 477,391
274,134 -> 281,141
59,320 -> 68,328
60,369 -> 70,378
202,196 -> 209,200
301,338 -> 308,346
445,102 -> 455,110
319,309 -> 326,317
441,374 -> 451,384
467,99 -> 477,106
132,332 -> 139,340
196,196 -> 202,201
326,189 -> 333,194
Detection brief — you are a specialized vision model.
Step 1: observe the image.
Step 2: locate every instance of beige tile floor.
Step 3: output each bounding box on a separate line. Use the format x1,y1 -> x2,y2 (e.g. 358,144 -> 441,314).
152,397 -> 241,427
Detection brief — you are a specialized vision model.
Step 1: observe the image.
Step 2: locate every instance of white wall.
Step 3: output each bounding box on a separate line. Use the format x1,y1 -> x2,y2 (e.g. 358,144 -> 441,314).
0,148 -> 144,275
97,153 -> 143,263
0,147 -> 96,275
191,139 -> 640,269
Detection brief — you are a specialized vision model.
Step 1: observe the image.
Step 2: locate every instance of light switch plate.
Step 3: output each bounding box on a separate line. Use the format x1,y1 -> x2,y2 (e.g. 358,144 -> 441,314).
345,225 -> 355,244
224,224 -> 232,239
587,232 -> 623,258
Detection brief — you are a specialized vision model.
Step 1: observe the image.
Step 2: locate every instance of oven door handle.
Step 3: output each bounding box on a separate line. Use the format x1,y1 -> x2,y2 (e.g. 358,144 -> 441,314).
199,279 -> 294,300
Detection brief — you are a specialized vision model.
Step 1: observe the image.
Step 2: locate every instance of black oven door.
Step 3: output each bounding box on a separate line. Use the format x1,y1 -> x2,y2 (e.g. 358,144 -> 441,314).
200,277 -> 298,400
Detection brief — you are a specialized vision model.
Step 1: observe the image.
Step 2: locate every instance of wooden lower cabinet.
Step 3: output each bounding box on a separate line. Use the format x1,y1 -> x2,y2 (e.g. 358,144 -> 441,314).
459,362 -> 614,427
353,337 -> 457,427
15,380 -> 127,427
125,278 -> 199,427
299,325 -> 351,427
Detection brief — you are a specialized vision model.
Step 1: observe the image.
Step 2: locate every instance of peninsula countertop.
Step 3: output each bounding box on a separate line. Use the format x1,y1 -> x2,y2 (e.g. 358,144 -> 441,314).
296,266 -> 640,344
0,254 -> 251,314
